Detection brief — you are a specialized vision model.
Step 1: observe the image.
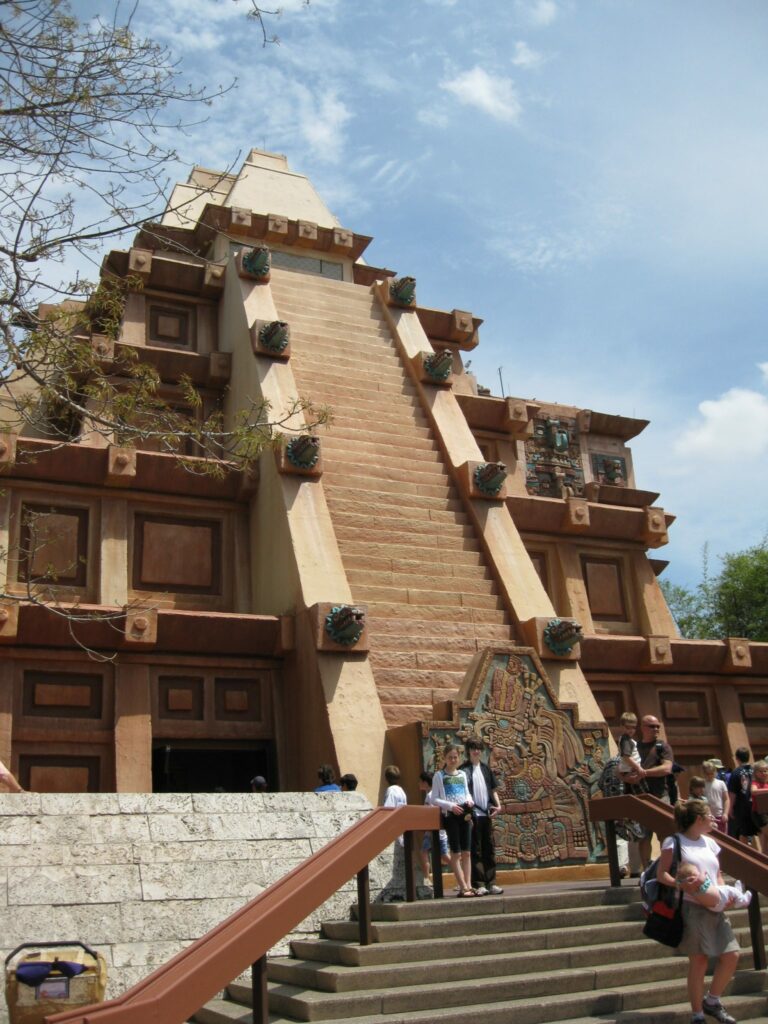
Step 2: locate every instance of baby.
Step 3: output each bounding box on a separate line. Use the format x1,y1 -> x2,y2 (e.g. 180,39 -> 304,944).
676,862 -> 752,912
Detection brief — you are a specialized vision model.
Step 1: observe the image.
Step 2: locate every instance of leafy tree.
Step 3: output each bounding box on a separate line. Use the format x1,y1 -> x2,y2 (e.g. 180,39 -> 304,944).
0,0 -> 322,467
661,538 -> 768,641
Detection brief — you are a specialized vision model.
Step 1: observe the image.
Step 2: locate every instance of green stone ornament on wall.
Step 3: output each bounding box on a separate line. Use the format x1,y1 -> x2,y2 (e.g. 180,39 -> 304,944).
324,605 -> 366,646
285,435 -> 320,470
241,245 -> 271,279
259,320 -> 290,353
423,349 -> 453,383
389,276 -> 417,307
473,461 -> 507,497
543,618 -> 583,656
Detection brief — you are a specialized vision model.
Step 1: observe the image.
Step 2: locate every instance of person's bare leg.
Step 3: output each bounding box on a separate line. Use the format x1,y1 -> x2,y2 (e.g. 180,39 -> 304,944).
708,950 -> 739,1000
450,852 -> 470,892
460,851 -> 472,889
688,954 -> 708,1014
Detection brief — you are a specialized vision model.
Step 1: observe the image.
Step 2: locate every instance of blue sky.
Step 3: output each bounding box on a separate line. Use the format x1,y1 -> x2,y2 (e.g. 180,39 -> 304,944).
91,0 -> 768,589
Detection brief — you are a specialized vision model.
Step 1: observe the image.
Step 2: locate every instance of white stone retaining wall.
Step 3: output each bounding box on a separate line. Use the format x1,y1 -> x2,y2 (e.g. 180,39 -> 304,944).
0,792 -> 397,1023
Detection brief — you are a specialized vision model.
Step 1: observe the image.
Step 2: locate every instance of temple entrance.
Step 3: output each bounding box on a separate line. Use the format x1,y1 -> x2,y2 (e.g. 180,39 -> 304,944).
151,739 -> 276,793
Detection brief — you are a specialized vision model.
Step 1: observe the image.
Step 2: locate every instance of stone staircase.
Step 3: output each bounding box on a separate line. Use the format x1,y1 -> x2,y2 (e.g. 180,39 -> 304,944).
270,269 -> 516,727
193,883 -> 768,1024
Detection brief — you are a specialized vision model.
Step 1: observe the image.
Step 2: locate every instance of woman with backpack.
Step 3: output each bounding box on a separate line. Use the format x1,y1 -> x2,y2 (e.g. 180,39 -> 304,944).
657,798 -> 740,1024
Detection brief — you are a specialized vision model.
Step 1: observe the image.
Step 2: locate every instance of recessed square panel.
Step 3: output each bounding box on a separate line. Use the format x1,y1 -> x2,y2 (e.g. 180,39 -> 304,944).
581,557 -> 627,621
133,515 -> 221,594
214,678 -> 262,722
19,505 -> 88,587
23,671 -> 103,719
528,551 -> 550,598
21,755 -> 100,792
148,303 -> 195,348
660,690 -> 709,727
158,676 -> 204,720
595,691 -> 625,724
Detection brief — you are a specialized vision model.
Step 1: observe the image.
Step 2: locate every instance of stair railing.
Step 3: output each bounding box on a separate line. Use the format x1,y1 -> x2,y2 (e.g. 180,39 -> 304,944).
589,793 -> 768,970
46,805 -> 442,1024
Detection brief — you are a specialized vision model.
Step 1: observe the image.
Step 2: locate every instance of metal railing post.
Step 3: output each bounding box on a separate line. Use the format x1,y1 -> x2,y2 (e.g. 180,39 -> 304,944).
251,954 -> 268,1024
357,865 -> 372,946
431,830 -> 444,899
747,890 -> 766,970
404,830 -> 416,902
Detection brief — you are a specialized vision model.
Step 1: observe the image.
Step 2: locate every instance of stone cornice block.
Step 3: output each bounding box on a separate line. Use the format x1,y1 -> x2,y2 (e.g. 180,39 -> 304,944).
562,497 -> 590,531
449,310 -> 475,343
640,506 -> 669,548
723,637 -> 752,672
207,351 -> 232,386
0,432 -> 18,470
296,220 -> 319,248
505,398 -> 540,439
203,263 -> 226,294
518,616 -> 582,660
106,446 -> 137,486
275,437 -> 323,477
457,460 -> 508,501
250,319 -> 291,360
308,602 -> 369,653
230,207 -> 253,232
128,248 -> 152,279
645,635 -> 673,666
0,601 -> 19,642
265,214 -> 289,242
124,606 -> 158,645
330,228 -> 354,254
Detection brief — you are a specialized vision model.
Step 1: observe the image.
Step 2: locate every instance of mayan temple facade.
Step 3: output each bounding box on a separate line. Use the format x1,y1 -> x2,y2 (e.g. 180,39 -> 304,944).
1,148 -> 766,813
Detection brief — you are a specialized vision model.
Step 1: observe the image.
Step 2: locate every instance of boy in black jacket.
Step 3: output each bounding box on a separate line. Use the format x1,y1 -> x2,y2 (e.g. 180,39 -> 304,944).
461,737 -> 503,895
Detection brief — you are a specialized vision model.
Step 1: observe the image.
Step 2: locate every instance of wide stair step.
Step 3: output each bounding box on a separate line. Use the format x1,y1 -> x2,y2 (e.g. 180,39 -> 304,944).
192,885 -> 768,1024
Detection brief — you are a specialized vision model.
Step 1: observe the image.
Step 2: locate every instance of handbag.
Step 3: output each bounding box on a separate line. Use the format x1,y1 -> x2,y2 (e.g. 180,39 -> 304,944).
642,834 -> 684,948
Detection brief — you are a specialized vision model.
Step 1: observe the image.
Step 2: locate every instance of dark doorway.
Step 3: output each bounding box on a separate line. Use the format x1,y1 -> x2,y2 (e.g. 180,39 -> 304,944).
152,740 -> 276,793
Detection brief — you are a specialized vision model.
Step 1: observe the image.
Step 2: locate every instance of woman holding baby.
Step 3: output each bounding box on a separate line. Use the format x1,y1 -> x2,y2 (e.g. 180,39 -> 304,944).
658,798 -> 741,1024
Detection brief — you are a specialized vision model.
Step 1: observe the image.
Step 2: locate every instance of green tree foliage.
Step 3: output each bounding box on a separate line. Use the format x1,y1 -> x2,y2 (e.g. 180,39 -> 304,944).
661,538 -> 768,641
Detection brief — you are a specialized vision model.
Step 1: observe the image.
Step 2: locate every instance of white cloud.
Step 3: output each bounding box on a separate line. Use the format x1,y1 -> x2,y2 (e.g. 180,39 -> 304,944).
296,90 -> 352,163
511,41 -> 545,69
760,362 -> 768,385
517,0 -> 558,27
440,67 -> 522,123
417,107 -> 450,129
672,384 -> 768,462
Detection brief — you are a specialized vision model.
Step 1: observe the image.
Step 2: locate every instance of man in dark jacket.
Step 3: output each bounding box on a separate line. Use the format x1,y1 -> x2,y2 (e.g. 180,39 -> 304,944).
636,715 -> 673,868
461,737 -> 502,895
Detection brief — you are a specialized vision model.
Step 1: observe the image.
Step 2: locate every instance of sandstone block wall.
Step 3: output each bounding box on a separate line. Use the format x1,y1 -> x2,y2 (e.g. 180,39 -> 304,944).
0,792 -> 396,1022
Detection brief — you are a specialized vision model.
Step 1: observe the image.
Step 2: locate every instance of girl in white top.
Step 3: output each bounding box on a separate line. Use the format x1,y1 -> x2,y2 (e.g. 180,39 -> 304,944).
658,798 -> 739,1024
703,760 -> 729,832
430,744 -> 474,897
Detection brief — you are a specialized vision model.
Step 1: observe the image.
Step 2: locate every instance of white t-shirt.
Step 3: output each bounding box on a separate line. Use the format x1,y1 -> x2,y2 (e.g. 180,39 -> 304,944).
705,778 -> 728,819
662,832 -> 721,903
383,784 -> 407,809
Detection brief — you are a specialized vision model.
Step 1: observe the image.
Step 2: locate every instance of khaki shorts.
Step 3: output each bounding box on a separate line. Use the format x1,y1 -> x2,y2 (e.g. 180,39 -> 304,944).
677,901 -> 739,958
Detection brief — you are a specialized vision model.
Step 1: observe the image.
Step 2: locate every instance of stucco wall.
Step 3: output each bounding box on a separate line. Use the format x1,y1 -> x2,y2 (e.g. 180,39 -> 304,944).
0,792 -> 396,1022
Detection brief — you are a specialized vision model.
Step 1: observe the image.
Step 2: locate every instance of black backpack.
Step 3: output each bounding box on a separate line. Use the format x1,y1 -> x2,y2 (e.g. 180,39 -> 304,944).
639,834 -> 684,947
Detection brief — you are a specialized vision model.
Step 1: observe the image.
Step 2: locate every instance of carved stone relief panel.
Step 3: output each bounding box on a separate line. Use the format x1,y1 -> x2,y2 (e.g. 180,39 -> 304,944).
422,649 -> 609,869
525,416 -> 584,497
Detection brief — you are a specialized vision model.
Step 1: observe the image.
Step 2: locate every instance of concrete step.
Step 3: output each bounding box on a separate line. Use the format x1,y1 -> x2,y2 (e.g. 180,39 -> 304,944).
369,650 -> 473,671
366,618 -> 513,640
330,503 -> 470,527
295,370 -> 417,397
326,476 -> 453,500
339,536 -> 485,562
383,704 -> 434,727
320,443 -> 445,469
331,511 -> 473,539
319,422 -> 434,445
291,338 -> 402,366
351,585 -> 501,612
347,570 -> 497,595
326,487 -> 463,513
195,985 -> 768,1024
371,668 -> 466,691
320,431 -> 440,456
294,390 -> 424,422
368,633 -> 498,654
321,410 -> 431,434
293,358 -> 408,388
360,603 -> 508,625
378,689 -> 456,714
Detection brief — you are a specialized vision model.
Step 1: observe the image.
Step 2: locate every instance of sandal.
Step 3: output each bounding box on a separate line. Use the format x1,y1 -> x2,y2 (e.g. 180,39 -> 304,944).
459,889 -> 475,897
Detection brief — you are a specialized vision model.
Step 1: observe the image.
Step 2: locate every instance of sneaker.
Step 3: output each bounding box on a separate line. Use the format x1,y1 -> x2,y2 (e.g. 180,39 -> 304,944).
703,997 -> 736,1024
488,885 -> 504,895
474,886 -> 489,896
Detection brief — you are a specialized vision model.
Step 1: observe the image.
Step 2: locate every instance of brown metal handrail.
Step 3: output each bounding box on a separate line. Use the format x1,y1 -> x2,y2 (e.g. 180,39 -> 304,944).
46,805 -> 441,1024
589,793 -> 768,969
